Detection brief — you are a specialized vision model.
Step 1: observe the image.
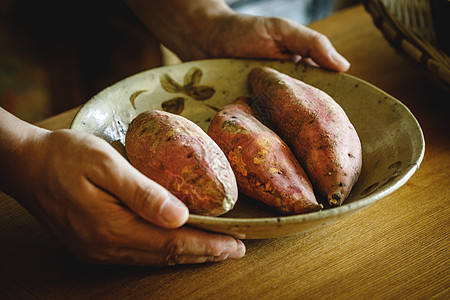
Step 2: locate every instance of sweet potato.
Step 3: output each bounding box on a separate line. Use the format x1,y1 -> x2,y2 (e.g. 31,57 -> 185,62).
207,97 -> 321,214
248,67 -> 362,206
125,110 -> 238,216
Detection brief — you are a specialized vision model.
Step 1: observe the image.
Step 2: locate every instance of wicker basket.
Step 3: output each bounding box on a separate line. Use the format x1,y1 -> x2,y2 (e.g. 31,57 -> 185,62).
364,0 -> 450,93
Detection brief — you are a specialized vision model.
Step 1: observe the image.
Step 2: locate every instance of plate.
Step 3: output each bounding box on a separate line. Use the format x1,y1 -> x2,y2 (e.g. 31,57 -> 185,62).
70,59 -> 425,239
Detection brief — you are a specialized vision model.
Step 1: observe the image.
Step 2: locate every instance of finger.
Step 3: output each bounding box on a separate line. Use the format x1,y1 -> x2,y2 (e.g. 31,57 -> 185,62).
84,160 -> 243,258
64,184 -> 245,266
301,57 -> 320,68
111,213 -> 246,258
86,142 -> 189,228
116,238 -> 246,266
275,20 -> 350,72
109,247 -> 242,266
77,199 -> 246,266
113,235 -> 245,266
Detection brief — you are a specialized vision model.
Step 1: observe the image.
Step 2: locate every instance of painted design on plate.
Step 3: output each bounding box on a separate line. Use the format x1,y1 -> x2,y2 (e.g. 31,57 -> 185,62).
160,67 -> 215,114
361,160 -> 403,196
130,90 -> 147,109
161,97 -> 185,114
160,67 -> 215,100
128,67 -> 216,114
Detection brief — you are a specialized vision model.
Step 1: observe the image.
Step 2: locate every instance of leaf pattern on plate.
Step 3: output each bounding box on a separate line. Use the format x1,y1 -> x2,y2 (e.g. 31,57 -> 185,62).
160,67 -> 215,101
130,68 -> 216,115
184,67 -> 202,87
129,90 -> 148,109
186,85 -> 215,100
161,97 -> 185,114
161,74 -> 184,93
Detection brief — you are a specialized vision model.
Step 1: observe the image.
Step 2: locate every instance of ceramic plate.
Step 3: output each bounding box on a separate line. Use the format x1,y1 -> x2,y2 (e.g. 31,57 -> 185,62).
70,59 -> 425,239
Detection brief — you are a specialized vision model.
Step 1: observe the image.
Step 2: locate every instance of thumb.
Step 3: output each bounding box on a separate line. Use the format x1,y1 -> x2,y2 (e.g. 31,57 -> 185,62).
90,148 -> 189,228
124,178 -> 190,229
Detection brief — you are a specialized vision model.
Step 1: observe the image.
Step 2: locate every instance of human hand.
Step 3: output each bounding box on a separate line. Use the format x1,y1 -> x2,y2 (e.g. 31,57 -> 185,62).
3,125 -> 245,266
125,0 -> 349,72
204,14 -> 351,72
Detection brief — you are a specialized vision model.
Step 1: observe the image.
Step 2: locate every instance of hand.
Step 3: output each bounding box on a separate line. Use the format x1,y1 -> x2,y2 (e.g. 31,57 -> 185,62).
205,14 -> 351,72
125,0 -> 350,72
0,111 -> 245,266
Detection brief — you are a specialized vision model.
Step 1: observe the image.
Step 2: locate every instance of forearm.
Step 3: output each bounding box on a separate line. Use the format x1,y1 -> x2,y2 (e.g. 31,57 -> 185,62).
0,107 -> 49,200
123,0 -> 235,60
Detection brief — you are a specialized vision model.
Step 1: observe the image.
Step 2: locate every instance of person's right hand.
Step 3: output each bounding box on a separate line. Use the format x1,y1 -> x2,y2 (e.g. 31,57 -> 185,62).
1,109 -> 245,266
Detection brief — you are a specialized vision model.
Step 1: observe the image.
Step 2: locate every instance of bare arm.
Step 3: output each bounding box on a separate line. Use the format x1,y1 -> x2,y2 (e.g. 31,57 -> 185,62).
124,0 -> 350,71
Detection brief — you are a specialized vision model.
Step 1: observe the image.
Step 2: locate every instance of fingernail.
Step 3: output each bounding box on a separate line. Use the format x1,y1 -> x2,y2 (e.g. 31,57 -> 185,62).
161,194 -> 189,226
331,51 -> 350,71
227,240 -> 246,259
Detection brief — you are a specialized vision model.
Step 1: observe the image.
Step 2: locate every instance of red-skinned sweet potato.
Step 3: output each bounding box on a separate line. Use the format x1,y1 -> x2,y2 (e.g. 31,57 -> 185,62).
207,97 -> 321,214
248,67 -> 362,206
125,110 -> 238,216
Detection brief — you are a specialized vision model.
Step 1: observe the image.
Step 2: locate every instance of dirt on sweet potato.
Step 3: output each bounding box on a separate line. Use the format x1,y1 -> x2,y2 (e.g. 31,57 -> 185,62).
248,67 -> 362,206
207,97 -> 321,215
125,110 -> 238,216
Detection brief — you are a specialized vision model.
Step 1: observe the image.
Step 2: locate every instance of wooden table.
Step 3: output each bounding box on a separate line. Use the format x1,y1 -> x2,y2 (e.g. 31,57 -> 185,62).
1,4 -> 449,299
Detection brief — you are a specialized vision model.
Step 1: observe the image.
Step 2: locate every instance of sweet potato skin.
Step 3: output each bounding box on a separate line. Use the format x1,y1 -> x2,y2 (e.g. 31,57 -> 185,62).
248,67 -> 362,206
207,97 -> 321,215
125,110 -> 238,216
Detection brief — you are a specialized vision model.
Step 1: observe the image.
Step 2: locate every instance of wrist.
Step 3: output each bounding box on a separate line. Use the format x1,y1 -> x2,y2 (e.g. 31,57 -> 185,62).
0,108 -> 50,200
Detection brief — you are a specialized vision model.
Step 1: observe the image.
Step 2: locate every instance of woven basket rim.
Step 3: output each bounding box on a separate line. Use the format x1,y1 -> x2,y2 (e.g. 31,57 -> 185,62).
364,0 -> 450,92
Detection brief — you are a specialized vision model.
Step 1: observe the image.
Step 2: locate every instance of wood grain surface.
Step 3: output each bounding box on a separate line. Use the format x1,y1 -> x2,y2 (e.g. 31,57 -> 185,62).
1,4 -> 449,299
